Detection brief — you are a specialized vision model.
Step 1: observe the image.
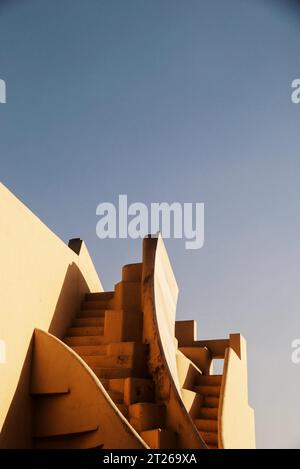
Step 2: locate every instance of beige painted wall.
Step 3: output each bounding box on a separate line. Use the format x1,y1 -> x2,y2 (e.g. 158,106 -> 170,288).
0,183 -> 102,447
32,329 -> 146,449
219,335 -> 256,449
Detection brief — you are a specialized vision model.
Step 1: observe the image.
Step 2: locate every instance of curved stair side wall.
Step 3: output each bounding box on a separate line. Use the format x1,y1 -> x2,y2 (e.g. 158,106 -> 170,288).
31,329 -> 147,449
142,235 -> 206,449
218,334 -> 256,449
0,183 -> 102,448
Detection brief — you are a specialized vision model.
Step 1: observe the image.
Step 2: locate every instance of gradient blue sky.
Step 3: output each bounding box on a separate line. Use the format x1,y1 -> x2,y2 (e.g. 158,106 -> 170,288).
1,0 -> 300,448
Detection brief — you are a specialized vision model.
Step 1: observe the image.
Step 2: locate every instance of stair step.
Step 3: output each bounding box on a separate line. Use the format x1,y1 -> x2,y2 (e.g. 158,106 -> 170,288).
194,385 -> 221,397
84,354 -> 134,369
31,387 -> 70,396
34,396 -> 99,438
141,428 -> 177,449
99,377 -> 154,404
107,389 -> 124,404
108,342 -> 148,356
204,397 -> 219,408
72,317 -> 104,327
195,375 -> 222,386
66,326 -> 104,337
77,309 -> 106,318
85,291 -> 114,302
114,281 -> 141,312
122,263 -> 142,282
108,378 -> 125,393
82,300 -> 113,311
70,344 -> 107,356
34,429 -> 101,449
194,419 -> 218,432
129,403 -> 166,432
199,407 -> 218,420
92,367 -> 134,380
199,431 -> 218,446
63,335 -> 105,346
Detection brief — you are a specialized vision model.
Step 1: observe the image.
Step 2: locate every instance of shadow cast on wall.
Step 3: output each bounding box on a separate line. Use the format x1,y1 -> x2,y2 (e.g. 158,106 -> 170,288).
0,263 -> 91,448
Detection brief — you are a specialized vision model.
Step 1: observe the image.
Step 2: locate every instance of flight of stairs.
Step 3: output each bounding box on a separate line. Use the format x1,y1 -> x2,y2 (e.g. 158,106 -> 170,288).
178,342 -> 223,449
193,374 -> 221,449
21,233 -> 254,449
62,276 -> 178,449
31,254 -> 226,449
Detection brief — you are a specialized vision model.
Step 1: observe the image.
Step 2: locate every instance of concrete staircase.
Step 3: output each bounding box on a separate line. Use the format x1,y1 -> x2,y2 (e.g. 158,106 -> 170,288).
176,322 -> 225,449
192,374 -> 222,449
178,345 -> 222,449
0,183 -> 255,450
61,264 -> 177,449
29,237 -> 255,449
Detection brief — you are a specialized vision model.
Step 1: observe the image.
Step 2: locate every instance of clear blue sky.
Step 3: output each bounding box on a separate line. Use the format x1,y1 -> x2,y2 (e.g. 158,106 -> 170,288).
1,0 -> 300,448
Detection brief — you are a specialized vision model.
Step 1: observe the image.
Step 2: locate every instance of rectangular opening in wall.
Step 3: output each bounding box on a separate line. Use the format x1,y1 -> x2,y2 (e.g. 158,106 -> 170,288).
211,358 -> 224,375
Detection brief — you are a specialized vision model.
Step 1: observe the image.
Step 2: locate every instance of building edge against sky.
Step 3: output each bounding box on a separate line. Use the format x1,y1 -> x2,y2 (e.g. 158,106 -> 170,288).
0,182 -> 255,449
